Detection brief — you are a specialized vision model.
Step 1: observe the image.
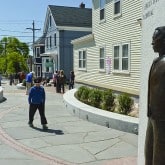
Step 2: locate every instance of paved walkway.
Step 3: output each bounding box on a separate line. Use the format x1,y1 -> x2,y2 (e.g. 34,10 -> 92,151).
0,80 -> 138,165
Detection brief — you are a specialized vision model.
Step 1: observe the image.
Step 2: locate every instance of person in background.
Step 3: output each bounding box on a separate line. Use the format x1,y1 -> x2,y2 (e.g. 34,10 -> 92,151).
145,26 -> 165,165
55,70 -> 61,93
28,77 -> 48,130
9,74 -> 14,85
59,70 -> 66,93
19,71 -> 25,83
69,71 -> 75,90
14,72 -> 19,85
25,71 -> 34,95
53,70 -> 58,87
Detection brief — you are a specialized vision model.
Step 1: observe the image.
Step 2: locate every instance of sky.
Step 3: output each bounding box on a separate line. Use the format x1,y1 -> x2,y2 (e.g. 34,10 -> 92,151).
0,0 -> 92,54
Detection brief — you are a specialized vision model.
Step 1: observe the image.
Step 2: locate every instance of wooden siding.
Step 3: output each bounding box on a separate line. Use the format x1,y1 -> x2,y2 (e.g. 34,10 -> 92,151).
73,0 -> 142,96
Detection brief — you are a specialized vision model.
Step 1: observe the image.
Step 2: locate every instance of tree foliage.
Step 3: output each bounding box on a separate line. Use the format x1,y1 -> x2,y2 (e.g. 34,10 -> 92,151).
0,37 -> 29,74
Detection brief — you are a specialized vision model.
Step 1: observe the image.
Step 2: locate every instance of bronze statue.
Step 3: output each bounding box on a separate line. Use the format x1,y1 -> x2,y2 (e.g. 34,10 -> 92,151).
145,26 -> 165,165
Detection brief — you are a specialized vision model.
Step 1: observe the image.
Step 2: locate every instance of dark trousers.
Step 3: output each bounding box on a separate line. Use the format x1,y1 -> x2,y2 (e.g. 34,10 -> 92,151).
69,83 -> 74,90
145,118 -> 165,165
29,103 -> 47,125
60,83 -> 65,93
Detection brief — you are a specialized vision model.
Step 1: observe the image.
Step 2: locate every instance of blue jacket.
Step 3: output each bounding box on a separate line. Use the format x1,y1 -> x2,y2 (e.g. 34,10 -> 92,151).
26,73 -> 33,83
28,86 -> 45,104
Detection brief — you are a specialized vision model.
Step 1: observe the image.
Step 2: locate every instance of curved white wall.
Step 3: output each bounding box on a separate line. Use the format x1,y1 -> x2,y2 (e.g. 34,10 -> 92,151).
0,87 -> 3,102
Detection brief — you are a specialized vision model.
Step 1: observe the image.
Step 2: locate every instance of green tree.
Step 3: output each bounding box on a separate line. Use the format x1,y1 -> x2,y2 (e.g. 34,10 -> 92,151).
0,37 -> 29,74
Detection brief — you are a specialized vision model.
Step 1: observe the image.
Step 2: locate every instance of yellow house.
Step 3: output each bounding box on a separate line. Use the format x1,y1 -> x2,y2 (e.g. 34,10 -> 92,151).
71,0 -> 142,97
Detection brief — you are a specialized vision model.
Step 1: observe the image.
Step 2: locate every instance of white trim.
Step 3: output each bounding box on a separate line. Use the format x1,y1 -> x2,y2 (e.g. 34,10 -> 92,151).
78,49 -> 87,70
57,26 -> 92,32
113,0 -> 122,19
112,41 -> 130,73
71,34 -> 94,45
40,51 -> 58,57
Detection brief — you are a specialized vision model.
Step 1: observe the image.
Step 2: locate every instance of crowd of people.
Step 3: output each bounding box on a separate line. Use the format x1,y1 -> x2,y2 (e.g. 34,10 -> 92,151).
52,70 -> 75,93
9,71 -> 26,86
6,69 -> 75,94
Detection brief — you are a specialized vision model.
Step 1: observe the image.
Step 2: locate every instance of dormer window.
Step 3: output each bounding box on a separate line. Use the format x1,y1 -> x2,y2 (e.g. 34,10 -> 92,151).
100,0 -> 105,20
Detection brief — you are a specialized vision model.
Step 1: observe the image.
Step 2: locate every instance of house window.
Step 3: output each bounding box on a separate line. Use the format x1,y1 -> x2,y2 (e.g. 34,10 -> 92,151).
46,37 -> 48,48
114,0 -> 121,15
49,15 -> 52,27
36,47 -> 40,58
100,0 -> 105,20
114,45 -> 120,70
122,44 -> 129,70
79,50 -> 86,69
46,67 -> 49,72
113,43 -> 129,72
37,66 -> 41,77
99,48 -> 105,69
49,36 -> 52,48
54,33 -> 56,46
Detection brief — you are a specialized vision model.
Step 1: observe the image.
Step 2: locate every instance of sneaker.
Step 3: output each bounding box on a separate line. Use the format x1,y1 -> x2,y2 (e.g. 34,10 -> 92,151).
42,124 -> 48,130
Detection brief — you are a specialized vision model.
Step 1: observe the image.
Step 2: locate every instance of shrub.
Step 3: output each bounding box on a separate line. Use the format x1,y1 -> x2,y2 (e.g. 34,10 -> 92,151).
102,89 -> 115,111
80,87 -> 91,104
117,93 -> 134,115
75,86 -> 87,99
75,86 -> 90,104
88,88 -> 103,108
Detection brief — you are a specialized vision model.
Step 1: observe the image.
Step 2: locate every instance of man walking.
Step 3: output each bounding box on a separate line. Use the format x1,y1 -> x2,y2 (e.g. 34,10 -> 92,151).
26,71 -> 34,95
28,77 -> 48,130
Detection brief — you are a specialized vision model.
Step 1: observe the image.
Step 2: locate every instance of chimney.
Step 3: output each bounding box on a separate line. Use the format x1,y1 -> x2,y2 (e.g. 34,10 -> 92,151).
79,2 -> 85,8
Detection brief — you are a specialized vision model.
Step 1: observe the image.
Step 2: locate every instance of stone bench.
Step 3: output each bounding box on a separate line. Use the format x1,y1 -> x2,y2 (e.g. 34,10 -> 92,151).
0,86 -> 6,103
0,86 -> 3,102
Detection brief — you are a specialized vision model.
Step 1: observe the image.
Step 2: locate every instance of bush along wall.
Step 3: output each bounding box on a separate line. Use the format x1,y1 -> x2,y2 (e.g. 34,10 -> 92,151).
75,86 -> 136,117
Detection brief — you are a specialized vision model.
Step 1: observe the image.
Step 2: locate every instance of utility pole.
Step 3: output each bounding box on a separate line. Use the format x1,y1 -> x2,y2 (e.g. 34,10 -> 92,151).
26,20 -> 41,71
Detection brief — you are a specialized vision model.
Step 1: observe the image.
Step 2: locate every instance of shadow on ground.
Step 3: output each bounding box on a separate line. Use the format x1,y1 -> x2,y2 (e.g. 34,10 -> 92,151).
0,97 -> 7,103
31,126 -> 64,135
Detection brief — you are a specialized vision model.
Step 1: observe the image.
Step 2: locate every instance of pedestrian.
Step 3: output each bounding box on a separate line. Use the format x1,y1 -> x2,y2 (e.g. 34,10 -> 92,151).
14,72 -> 19,85
53,70 -> 58,87
55,70 -> 61,93
69,71 -> 75,90
145,26 -> 165,165
28,77 -> 48,130
19,71 -> 25,83
59,70 -> 66,93
25,71 -> 34,95
9,74 -> 14,85
0,74 -> 2,86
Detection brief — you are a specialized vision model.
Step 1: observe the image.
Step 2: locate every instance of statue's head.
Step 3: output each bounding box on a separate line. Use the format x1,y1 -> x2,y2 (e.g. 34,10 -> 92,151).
152,26 -> 165,54
153,26 -> 165,41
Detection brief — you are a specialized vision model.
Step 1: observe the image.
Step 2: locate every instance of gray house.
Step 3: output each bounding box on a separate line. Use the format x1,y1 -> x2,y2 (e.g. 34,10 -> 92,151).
33,34 -> 45,78
41,3 -> 92,79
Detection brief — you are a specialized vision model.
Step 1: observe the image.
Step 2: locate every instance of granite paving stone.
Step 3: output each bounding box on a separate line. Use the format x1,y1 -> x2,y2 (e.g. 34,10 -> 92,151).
0,81 -> 138,165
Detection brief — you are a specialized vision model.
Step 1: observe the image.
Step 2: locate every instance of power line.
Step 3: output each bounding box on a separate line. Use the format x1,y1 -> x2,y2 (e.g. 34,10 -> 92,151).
26,20 -> 41,71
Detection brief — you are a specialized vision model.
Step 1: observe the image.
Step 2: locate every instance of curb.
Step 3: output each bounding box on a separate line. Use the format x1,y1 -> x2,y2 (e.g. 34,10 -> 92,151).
63,89 -> 139,134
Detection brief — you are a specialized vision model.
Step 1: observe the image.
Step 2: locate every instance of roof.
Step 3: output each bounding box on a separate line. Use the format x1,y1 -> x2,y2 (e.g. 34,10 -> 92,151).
34,33 -> 46,45
48,5 -> 92,28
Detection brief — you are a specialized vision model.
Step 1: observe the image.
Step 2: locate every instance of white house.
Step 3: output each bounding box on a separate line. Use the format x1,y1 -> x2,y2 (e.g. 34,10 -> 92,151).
71,0 -> 142,97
